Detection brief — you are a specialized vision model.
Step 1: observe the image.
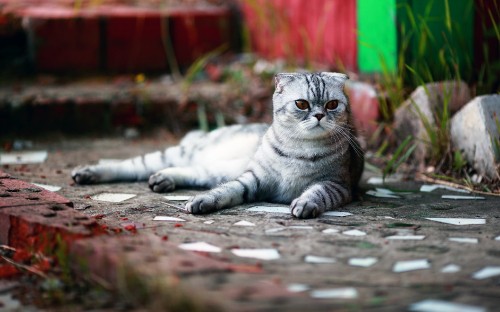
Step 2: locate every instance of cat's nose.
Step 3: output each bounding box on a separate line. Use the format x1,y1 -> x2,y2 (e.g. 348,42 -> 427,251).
314,113 -> 325,121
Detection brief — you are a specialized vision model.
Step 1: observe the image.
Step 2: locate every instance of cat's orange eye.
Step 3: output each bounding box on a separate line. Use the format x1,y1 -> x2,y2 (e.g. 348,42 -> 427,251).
325,100 -> 339,110
295,100 -> 310,110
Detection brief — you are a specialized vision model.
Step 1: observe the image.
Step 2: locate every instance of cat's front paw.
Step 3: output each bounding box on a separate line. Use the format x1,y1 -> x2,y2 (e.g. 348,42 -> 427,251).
185,194 -> 217,214
291,198 -> 321,219
72,166 -> 99,185
148,172 -> 176,193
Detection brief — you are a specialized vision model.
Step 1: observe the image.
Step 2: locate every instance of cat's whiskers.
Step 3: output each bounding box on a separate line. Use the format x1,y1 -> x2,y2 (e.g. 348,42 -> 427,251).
334,123 -> 364,158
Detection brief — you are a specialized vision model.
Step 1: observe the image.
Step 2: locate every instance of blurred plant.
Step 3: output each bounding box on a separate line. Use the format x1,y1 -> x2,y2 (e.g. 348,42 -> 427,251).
382,134 -> 416,180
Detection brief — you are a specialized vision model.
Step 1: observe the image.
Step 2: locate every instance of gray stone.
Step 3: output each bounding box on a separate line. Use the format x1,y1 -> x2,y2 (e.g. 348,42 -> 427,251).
450,95 -> 500,180
394,81 -> 471,165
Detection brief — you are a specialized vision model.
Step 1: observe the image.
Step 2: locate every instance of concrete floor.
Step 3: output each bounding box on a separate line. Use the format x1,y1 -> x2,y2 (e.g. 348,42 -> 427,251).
2,134 -> 500,311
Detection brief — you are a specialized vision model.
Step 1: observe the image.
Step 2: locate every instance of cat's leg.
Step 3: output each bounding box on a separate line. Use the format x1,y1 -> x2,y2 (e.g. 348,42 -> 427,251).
72,146 -> 181,184
290,181 -> 351,219
149,159 -> 249,193
185,169 -> 261,213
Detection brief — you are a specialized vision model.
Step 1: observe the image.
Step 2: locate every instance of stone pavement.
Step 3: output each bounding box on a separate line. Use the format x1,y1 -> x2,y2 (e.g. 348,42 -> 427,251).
1,135 -> 500,311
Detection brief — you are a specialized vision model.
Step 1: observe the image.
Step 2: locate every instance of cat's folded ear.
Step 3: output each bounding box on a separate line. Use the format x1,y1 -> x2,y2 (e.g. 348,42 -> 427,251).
274,73 -> 298,93
320,72 -> 349,84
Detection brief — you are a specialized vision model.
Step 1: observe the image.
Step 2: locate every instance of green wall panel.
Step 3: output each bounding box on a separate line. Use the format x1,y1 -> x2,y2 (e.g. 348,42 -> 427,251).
357,0 -> 397,73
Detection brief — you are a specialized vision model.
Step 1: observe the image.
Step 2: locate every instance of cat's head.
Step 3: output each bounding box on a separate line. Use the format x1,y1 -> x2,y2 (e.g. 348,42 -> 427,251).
272,72 -> 350,139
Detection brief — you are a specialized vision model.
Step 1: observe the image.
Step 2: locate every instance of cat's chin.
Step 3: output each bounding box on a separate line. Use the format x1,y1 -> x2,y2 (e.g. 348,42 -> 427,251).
299,126 -> 331,139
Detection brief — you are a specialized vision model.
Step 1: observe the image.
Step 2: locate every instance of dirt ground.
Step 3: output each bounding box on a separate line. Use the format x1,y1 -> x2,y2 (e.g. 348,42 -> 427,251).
2,133 -> 500,311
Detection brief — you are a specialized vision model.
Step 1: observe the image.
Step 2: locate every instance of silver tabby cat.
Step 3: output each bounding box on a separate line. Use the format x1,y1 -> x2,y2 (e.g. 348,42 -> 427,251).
72,72 -> 364,218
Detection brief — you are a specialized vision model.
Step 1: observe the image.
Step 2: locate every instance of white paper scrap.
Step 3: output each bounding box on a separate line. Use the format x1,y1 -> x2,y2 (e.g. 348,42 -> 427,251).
247,206 -> 290,214
426,218 -> 486,225
448,237 -> 478,244
366,190 -> 400,199
91,193 -> 136,203
288,225 -> 314,230
409,299 -> 485,312
153,216 -> 186,222
322,211 -> 353,217
203,220 -> 215,224
287,283 -> 310,293
0,151 -> 48,164
441,264 -> 461,273
420,184 -> 470,193
310,288 -> 358,299
393,259 -> 430,273
164,195 -> 191,201
495,236 -> 500,241
322,228 -> 340,234
472,266 -> 500,280
304,255 -> 336,264
367,175 -> 401,185
386,235 -> 426,240
32,183 -> 62,192
234,220 -> 256,227
231,248 -> 280,260
265,227 -> 285,234
179,242 -> 221,253
342,229 -> 367,236
442,195 -> 485,200
348,257 -> 378,267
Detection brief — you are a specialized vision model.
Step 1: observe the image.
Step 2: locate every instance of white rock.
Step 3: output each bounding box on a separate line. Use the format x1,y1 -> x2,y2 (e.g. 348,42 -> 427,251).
348,257 -> 378,267
310,287 -> 358,299
231,248 -> 280,260
304,255 -> 336,264
393,259 -> 431,273
472,266 -> 500,279
394,81 -> 470,164
451,94 -> 500,180
441,264 -> 461,273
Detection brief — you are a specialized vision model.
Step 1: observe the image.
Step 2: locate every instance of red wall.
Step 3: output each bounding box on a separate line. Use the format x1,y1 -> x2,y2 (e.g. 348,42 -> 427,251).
241,0 -> 357,70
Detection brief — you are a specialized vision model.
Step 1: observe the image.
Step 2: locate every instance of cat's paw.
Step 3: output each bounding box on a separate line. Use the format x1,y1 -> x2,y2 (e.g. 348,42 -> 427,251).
290,198 -> 320,219
72,166 -> 99,185
148,172 -> 176,193
185,194 -> 217,214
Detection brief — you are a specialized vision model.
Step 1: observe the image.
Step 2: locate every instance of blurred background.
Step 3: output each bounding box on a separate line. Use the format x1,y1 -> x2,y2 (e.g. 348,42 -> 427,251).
0,0 -> 499,185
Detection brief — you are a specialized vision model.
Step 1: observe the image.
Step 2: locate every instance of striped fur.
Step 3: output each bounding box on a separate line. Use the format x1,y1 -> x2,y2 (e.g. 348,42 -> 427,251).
186,72 -> 363,218
72,72 -> 364,218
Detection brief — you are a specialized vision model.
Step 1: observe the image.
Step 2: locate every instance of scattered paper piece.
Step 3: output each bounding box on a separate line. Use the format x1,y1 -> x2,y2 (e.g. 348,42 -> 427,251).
287,283 -> 310,293
409,299 -> 485,312
153,216 -> 186,222
442,195 -> 485,200
420,184 -> 469,193
247,206 -> 290,214
322,228 -> 340,234
0,151 -> 48,164
203,220 -> 215,225
91,193 -> 136,203
441,264 -> 461,273
367,175 -> 401,185
393,259 -> 430,273
348,257 -> 378,267
426,218 -> 486,225
234,220 -> 256,227
304,255 -> 336,264
386,235 -> 426,240
288,225 -> 314,230
495,236 -> 500,241
342,229 -> 366,236
366,190 -> 400,199
265,227 -> 285,234
448,237 -> 479,244
472,266 -> 500,280
179,242 -> 221,253
32,183 -> 62,192
231,248 -> 280,260
384,216 -> 396,219
164,195 -> 191,201
310,288 -> 358,299
322,211 -> 353,217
